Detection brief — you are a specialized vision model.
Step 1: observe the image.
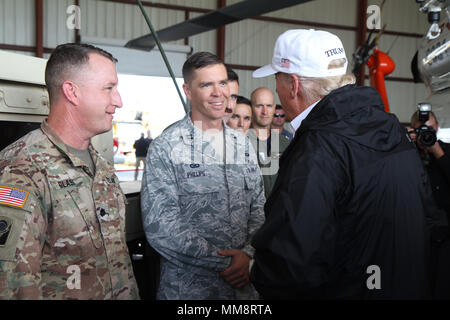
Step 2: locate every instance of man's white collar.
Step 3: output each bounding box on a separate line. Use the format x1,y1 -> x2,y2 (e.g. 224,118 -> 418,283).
290,99 -> 321,133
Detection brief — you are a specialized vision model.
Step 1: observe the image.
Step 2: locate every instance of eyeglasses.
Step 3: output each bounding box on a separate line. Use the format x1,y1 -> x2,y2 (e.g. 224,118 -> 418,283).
274,113 -> 285,118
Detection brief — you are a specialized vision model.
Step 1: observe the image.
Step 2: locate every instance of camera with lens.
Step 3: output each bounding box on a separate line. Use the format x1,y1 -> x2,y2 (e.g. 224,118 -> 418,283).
413,103 -> 437,147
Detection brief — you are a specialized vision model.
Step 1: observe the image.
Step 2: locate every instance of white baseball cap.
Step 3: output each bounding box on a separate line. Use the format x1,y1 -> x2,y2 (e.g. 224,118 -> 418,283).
253,29 -> 348,78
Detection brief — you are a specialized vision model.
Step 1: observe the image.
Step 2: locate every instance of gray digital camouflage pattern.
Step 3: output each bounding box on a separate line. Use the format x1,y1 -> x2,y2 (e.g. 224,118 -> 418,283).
0,120 -> 139,300
141,113 -> 265,299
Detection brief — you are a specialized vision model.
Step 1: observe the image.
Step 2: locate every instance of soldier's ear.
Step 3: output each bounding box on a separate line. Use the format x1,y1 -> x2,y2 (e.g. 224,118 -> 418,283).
61,81 -> 79,106
182,83 -> 192,101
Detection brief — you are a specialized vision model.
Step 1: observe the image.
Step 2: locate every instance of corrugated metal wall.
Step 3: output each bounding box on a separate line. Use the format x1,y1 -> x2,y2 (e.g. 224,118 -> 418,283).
0,0 -> 35,46
153,0 -> 215,9
188,11 -> 216,53
371,0 -> 428,33
260,0 -> 358,25
0,0 -> 436,123
79,0 -> 186,44
44,0 -> 75,49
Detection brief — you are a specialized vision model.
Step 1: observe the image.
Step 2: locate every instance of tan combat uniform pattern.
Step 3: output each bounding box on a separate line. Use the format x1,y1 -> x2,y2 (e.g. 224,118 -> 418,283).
0,121 -> 139,299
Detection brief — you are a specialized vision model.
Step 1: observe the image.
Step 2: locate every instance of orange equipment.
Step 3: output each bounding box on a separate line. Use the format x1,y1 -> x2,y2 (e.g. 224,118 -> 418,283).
366,48 -> 396,113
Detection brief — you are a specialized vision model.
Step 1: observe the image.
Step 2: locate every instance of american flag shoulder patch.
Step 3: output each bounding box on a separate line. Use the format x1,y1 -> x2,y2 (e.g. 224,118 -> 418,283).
0,186 -> 29,208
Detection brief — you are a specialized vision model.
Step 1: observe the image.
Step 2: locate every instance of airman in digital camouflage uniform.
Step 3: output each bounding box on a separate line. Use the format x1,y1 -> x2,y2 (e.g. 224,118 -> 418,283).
0,43 -> 138,299
141,52 -> 265,300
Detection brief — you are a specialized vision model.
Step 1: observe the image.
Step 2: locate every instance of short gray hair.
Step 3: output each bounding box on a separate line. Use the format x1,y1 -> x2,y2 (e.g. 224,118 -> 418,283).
287,58 -> 356,104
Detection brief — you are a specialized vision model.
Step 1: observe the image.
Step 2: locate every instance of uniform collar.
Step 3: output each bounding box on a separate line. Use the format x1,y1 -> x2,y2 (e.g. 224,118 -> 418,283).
180,113 -> 240,145
40,119 -> 114,174
178,113 -> 248,163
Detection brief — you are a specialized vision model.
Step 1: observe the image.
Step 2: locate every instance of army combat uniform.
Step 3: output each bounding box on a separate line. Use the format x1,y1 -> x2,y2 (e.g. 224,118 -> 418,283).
141,114 -> 265,300
0,121 -> 139,300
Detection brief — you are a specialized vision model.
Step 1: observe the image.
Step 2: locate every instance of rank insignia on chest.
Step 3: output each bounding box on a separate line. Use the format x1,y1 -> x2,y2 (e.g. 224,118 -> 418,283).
57,179 -> 75,189
0,185 -> 29,208
0,217 -> 13,246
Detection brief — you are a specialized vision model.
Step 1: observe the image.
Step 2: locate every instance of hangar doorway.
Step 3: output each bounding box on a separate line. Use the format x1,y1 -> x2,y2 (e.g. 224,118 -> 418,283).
83,38 -> 190,181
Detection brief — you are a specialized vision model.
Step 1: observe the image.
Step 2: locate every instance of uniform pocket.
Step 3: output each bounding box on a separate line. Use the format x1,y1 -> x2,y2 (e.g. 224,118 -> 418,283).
48,176 -> 102,251
99,179 -> 127,246
175,164 -> 226,236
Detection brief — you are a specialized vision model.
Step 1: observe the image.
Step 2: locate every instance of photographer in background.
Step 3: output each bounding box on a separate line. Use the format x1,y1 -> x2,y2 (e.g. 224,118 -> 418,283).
409,105 -> 450,299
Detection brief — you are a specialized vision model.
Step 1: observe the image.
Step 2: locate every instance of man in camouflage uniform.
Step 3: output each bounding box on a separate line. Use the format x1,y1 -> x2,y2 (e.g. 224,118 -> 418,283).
141,52 -> 265,300
0,44 -> 138,299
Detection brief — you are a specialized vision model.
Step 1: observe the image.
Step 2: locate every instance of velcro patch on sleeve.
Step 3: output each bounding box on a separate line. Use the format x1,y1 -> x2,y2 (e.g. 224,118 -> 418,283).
0,186 -> 29,209
0,217 -> 13,246
0,204 -> 34,261
0,212 -> 26,261
0,185 -> 36,261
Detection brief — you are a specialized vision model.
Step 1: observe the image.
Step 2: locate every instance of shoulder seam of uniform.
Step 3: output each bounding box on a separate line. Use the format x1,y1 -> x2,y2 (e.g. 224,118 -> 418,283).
1,131 -> 46,198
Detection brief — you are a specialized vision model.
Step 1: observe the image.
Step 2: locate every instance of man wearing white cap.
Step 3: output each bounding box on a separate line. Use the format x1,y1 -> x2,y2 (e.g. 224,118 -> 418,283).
249,29 -> 439,299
